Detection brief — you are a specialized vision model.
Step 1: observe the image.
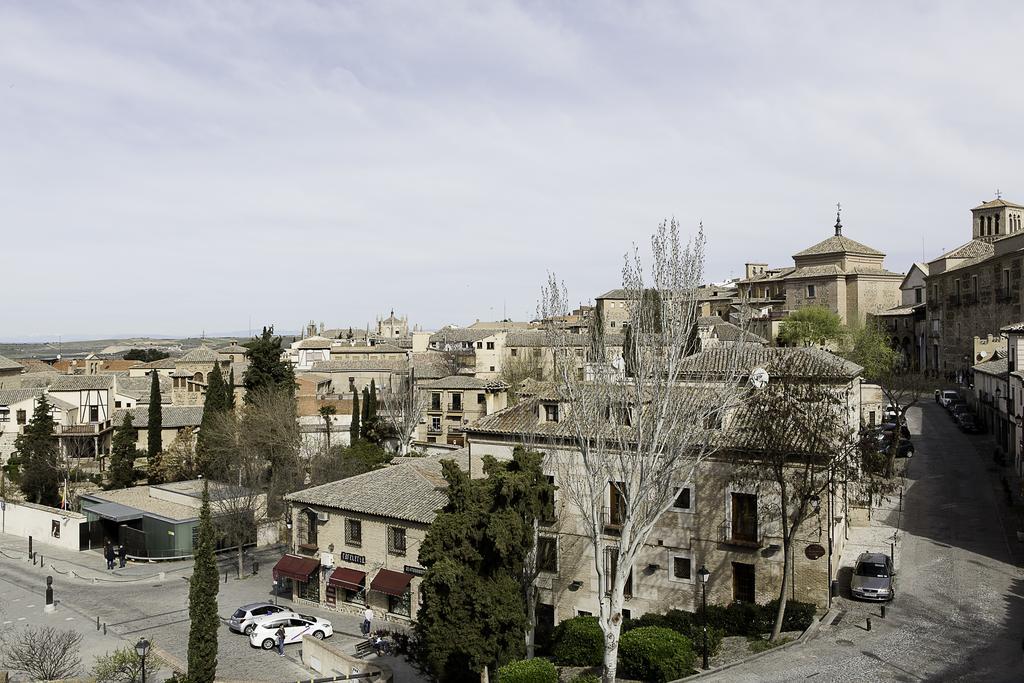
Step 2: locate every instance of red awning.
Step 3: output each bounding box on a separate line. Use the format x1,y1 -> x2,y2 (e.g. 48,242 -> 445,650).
328,567 -> 367,592
370,568 -> 414,597
272,554 -> 320,582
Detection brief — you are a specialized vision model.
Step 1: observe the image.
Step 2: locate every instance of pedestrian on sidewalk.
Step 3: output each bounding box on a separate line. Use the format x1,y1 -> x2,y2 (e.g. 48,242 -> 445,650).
362,607 -> 374,636
117,543 -> 127,568
275,625 -> 286,657
104,542 -> 115,570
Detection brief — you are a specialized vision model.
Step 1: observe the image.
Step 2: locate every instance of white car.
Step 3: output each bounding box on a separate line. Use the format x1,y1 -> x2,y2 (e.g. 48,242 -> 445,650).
248,613 -> 333,650
228,603 -> 297,635
940,390 -> 960,408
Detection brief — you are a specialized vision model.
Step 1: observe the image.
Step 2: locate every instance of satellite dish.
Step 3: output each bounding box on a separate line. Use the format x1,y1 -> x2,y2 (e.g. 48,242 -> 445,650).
749,367 -> 770,389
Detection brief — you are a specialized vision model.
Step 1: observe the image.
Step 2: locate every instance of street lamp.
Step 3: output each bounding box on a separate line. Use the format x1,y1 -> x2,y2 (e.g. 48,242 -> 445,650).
135,638 -> 150,683
698,565 -> 711,669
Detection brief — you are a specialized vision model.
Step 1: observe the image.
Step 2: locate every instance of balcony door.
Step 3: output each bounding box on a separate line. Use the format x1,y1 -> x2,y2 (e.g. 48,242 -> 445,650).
731,492 -> 757,543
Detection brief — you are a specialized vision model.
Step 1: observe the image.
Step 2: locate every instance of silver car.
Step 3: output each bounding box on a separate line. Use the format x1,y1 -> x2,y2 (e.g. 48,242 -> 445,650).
228,603 -> 297,635
850,552 -> 895,601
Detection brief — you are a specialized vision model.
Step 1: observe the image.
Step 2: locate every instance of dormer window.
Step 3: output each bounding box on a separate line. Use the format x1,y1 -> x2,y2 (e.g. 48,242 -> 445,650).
543,403 -> 560,422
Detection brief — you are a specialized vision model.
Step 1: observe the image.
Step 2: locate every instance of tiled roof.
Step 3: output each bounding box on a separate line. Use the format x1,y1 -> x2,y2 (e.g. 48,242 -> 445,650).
296,336 -> 333,349
973,357 -> 1008,376
116,375 -> 172,402
596,289 -> 630,300
794,234 -> 884,258
933,240 -> 994,261
110,405 -> 204,430
49,375 -> 114,392
0,388 -> 43,406
973,198 -> 1024,210
0,355 -> 23,371
130,357 -> 178,370
217,344 -> 249,354
178,346 -> 218,363
677,344 -> 863,379
284,460 -> 449,524
310,358 -> 407,372
875,305 -> 921,317
429,328 -> 499,344
411,353 -> 449,380
1001,321 -> 1024,332
421,376 -> 508,390
331,343 -> 405,354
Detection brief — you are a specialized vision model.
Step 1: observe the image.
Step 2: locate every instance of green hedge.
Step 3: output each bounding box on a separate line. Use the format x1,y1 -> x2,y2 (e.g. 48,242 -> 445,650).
496,658 -> 558,683
624,610 -> 724,656
626,600 -> 816,641
618,626 -> 694,682
550,616 -> 604,667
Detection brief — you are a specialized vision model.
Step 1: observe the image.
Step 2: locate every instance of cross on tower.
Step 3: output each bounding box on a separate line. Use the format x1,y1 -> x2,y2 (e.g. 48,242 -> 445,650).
996,188 -> 1003,199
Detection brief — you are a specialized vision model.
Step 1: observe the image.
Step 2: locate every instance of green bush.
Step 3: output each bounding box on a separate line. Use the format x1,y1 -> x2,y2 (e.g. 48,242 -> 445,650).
625,610 -> 723,656
762,599 -> 817,632
550,616 -> 604,667
618,626 -> 694,682
571,675 -> 601,683
496,658 -> 558,683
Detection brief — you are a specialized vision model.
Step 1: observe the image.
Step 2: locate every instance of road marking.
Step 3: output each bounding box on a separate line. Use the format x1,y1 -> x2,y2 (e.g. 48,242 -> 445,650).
65,617 -> 74,621
2,621 -> 11,625
17,617 -> 25,621
26,604 -> 34,608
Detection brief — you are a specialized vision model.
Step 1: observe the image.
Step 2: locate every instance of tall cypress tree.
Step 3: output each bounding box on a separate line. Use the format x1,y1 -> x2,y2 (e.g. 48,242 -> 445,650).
109,414 -> 138,490
13,396 -> 60,506
350,390 -> 361,443
187,481 -> 219,682
361,386 -> 370,428
147,371 -> 163,483
242,326 -> 295,403
226,368 -> 236,410
196,364 -> 228,476
368,379 -> 378,420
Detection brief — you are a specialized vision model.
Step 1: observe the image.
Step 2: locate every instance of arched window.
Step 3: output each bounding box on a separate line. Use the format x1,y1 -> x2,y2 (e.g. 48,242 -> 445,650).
995,215 -> 1000,233
193,372 -> 204,383
987,215 -> 993,234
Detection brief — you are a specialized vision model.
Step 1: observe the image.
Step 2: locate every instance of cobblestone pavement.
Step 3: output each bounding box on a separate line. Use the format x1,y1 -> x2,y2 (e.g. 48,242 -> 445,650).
0,540 -> 420,681
701,402 -> 1024,682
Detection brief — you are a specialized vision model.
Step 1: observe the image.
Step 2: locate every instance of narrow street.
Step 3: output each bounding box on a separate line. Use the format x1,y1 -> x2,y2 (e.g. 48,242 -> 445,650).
704,401 -> 1024,682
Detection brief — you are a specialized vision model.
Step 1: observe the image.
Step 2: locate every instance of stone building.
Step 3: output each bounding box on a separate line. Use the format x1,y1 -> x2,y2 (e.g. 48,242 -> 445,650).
418,376 -> 508,448
464,345 -> 860,625
872,263 -> 928,370
735,212 -> 903,337
926,198 -> 1024,376
377,311 -> 409,339
170,347 -> 227,407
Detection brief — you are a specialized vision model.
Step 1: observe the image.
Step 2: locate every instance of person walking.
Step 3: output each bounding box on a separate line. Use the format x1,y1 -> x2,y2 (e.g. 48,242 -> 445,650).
362,607 -> 374,636
275,625 -> 286,657
104,542 -> 115,570
117,543 -> 127,569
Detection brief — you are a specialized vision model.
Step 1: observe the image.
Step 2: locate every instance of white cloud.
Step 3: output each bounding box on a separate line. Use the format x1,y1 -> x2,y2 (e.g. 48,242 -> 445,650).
2,0 -> 1023,337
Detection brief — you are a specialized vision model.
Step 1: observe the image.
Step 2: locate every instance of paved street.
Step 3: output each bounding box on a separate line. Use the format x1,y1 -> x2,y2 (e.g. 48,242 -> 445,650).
0,541 -> 416,681
704,402 -> 1024,682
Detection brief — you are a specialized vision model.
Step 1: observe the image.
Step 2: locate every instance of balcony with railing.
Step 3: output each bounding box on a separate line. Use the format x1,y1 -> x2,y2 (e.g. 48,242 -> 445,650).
602,507 -> 624,536
60,424 -> 101,435
447,402 -> 463,413
946,295 -> 961,308
426,425 -> 443,436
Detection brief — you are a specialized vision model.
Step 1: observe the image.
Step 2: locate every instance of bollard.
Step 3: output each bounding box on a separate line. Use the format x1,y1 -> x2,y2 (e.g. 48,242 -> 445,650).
866,617 -> 872,631
96,616 -> 100,631
253,560 -> 259,576
28,535 -> 32,559
224,570 -> 228,584
880,605 -> 886,619
103,623 -> 107,635
44,575 -> 54,613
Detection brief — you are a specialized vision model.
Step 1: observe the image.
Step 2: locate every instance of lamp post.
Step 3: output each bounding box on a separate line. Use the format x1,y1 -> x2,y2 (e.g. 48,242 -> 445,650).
135,637 -> 150,683
698,565 -> 710,669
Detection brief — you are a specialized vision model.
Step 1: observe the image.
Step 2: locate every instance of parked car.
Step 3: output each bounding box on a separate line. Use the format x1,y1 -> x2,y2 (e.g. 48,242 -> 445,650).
249,613 -> 333,650
881,440 -> 915,458
940,390 -> 960,408
880,422 -> 911,440
950,403 -> 971,421
850,552 -> 895,601
957,413 -> 983,433
228,603 -> 297,635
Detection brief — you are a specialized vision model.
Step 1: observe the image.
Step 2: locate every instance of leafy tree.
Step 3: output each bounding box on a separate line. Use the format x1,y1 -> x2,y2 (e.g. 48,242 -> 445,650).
319,404 -> 337,449
187,481 -> 219,683
92,643 -> 164,682
147,371 -> 163,483
350,390 -> 361,443
13,396 -> 60,505
361,386 -> 370,429
415,451 -> 552,681
308,440 -> 392,486
123,349 -> 170,362
243,326 -> 295,403
108,414 -> 139,490
778,306 -> 844,347
196,364 -> 230,477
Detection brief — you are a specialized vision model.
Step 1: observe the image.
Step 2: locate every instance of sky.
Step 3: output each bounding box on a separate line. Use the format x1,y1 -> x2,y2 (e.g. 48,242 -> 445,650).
3,1 -> 1023,340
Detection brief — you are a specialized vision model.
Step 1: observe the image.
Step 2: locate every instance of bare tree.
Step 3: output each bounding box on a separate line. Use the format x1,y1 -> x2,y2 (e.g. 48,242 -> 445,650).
500,352 -> 546,403
730,351 -> 861,641
538,220 -> 747,682
379,362 -> 428,455
0,625 -> 83,680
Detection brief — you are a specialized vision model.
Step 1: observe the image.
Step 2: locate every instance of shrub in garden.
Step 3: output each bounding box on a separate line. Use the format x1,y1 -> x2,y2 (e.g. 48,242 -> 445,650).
618,626 -> 695,682
550,616 -> 603,667
763,599 -> 817,632
496,658 -> 558,683
571,674 -> 601,683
